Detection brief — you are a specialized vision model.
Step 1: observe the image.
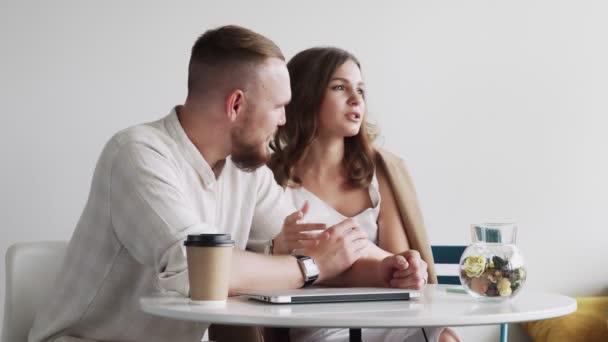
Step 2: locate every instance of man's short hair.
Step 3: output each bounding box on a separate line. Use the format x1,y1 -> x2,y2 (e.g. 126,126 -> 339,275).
188,25 -> 285,96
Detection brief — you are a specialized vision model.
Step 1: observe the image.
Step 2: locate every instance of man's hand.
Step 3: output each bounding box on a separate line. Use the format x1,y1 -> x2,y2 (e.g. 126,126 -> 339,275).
272,201 -> 327,255
306,218 -> 370,283
379,250 -> 428,290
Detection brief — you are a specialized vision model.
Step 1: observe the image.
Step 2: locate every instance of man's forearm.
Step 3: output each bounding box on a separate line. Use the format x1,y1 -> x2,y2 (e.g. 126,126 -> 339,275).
320,244 -> 391,287
229,249 -> 304,295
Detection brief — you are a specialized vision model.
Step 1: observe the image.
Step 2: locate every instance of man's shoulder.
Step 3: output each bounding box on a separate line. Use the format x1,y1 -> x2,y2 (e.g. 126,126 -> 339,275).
97,118 -> 177,167
110,119 -> 171,148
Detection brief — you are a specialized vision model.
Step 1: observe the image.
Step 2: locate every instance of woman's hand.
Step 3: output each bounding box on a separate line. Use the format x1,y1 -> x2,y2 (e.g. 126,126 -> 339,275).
272,201 -> 327,255
379,250 -> 428,290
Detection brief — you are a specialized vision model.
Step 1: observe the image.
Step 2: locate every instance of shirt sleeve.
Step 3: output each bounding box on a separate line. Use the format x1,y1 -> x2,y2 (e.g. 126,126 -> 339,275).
247,166 -> 296,253
110,141 -> 212,295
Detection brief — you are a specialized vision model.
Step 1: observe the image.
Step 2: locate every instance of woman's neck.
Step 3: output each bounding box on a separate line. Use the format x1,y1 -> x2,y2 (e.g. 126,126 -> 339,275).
297,136 -> 345,184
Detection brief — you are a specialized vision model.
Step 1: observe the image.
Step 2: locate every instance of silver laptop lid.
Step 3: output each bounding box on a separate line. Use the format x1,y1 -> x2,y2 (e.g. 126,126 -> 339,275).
238,287 -> 422,304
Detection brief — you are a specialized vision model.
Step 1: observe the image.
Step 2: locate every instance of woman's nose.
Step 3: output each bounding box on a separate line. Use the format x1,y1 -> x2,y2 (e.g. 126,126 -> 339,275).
277,108 -> 286,126
349,93 -> 362,105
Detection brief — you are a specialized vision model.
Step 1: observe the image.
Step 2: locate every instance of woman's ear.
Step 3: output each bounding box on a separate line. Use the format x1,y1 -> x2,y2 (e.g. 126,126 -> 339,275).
225,89 -> 245,123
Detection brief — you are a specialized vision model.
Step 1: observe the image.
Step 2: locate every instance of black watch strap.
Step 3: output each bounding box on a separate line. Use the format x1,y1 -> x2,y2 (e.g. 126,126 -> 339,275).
303,275 -> 317,287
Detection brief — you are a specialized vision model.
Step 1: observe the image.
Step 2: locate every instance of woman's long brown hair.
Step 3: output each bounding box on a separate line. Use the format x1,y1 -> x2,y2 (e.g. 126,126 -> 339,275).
269,47 -> 378,188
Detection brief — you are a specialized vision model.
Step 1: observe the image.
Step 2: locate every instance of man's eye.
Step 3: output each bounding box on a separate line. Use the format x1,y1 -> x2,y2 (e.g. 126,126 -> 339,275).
332,85 -> 345,91
357,88 -> 365,95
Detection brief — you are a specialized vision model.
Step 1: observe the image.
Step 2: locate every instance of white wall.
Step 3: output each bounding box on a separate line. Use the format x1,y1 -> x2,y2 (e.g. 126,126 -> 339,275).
1,1 -> 606,341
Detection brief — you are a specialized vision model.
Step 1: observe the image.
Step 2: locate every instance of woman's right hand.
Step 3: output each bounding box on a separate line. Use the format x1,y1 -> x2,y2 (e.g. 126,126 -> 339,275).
379,250 -> 428,290
272,201 -> 327,255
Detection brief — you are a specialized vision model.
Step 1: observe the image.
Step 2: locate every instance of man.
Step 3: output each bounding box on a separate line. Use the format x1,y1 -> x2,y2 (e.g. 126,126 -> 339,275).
29,26 -> 370,342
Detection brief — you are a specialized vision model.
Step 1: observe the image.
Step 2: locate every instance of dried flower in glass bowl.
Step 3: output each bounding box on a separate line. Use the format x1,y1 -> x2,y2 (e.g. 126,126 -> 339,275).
459,223 -> 527,301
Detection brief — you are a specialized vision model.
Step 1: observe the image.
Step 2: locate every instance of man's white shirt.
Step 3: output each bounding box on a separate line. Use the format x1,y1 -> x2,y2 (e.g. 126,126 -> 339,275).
29,108 -> 293,342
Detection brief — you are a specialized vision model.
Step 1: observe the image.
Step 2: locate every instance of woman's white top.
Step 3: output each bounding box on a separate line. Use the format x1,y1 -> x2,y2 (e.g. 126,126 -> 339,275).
285,172 -> 381,244
284,172 -> 442,342
285,173 -> 382,342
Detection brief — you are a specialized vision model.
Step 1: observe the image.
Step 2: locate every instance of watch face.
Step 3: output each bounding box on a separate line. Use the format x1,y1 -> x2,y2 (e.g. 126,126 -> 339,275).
302,258 -> 319,277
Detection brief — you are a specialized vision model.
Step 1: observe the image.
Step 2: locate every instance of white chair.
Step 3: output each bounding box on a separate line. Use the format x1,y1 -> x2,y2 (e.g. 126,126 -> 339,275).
2,241 -> 68,342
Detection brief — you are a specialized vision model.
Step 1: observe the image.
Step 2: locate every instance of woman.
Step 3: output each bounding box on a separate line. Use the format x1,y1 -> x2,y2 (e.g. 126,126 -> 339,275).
268,47 -> 460,342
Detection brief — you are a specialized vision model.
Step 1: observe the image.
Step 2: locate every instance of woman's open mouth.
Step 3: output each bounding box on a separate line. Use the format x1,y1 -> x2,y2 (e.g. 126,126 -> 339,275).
346,112 -> 361,122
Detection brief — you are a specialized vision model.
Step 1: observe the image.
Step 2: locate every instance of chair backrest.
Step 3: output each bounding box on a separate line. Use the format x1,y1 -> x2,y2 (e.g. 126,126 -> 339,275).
2,241 -> 68,342
431,245 -> 466,285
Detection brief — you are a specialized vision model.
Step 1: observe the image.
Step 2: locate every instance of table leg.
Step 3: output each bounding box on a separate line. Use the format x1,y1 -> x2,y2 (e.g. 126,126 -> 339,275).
349,328 -> 362,342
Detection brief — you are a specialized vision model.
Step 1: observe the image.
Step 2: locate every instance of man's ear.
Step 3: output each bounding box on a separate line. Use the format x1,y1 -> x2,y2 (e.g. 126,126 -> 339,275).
225,89 -> 245,123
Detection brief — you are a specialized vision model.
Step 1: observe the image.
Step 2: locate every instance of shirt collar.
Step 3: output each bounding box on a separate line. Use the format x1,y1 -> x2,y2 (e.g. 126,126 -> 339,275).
163,106 -> 217,188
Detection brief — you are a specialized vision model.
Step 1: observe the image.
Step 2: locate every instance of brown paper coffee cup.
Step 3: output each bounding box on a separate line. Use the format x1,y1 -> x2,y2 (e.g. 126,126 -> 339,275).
185,234 -> 234,304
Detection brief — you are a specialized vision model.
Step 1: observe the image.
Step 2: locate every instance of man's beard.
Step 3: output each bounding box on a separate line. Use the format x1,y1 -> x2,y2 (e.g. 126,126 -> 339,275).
231,130 -> 270,172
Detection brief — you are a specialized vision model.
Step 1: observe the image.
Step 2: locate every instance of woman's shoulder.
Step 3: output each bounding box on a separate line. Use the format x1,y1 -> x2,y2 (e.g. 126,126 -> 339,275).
374,146 -> 407,167
373,147 -> 416,185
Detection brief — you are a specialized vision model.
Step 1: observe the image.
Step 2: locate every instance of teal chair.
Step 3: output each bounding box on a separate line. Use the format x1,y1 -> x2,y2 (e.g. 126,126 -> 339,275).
432,245 -> 508,342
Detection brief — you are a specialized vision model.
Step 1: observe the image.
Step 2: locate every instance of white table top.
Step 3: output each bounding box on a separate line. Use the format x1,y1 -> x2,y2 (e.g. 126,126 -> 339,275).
140,285 -> 576,328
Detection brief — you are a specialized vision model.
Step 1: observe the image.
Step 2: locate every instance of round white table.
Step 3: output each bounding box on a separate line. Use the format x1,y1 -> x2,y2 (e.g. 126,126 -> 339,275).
140,285 -> 576,341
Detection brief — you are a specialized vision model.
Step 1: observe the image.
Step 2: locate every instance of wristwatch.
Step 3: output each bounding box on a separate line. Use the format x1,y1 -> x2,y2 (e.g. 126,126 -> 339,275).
264,239 -> 274,255
294,255 -> 319,287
